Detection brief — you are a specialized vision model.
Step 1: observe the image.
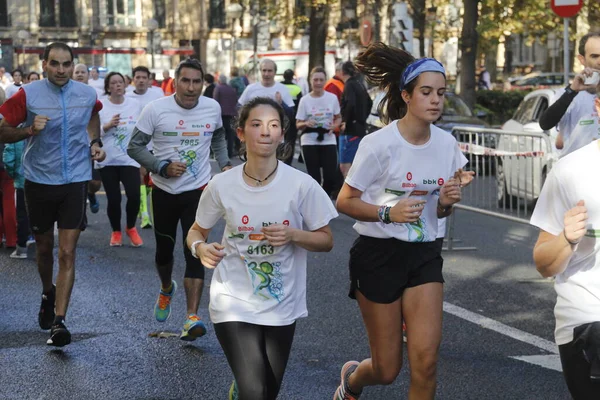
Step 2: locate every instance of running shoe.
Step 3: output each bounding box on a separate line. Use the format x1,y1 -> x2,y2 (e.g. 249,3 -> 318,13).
333,361 -> 361,400
110,231 -> 123,247
126,227 -> 143,247
10,246 -> 27,259
154,280 -> 177,322
180,314 -> 207,341
26,236 -> 35,246
228,380 -> 238,400
88,194 -> 100,214
38,285 -> 56,330
46,321 -> 71,347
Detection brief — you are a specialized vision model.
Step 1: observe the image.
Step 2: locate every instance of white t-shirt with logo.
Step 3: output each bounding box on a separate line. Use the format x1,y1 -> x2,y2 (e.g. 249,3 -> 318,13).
135,95 -> 223,194
346,122 -> 467,242
552,89 -> 596,147
196,162 -> 338,326
560,112 -> 600,157
530,140 -> 600,345
238,82 -> 295,107
97,97 -> 142,168
5,83 -> 22,99
296,92 -> 340,146
126,87 -> 164,109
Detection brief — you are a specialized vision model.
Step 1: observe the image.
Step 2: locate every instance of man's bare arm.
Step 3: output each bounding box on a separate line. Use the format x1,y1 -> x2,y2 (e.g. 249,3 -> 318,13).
0,119 -> 31,143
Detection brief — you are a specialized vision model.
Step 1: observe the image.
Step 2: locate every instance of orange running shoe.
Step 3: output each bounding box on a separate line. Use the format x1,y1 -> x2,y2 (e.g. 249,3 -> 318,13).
110,231 -> 123,247
126,227 -> 143,247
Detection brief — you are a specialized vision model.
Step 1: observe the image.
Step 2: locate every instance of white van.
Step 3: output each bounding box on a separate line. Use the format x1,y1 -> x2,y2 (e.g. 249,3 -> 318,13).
244,50 -> 337,81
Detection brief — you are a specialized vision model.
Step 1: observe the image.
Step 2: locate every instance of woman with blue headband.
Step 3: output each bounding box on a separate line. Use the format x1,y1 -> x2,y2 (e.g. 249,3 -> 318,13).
334,42 -> 471,400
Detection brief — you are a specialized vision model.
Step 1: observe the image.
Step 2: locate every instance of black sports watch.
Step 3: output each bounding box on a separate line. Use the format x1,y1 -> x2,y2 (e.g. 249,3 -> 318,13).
90,138 -> 103,148
564,84 -> 576,96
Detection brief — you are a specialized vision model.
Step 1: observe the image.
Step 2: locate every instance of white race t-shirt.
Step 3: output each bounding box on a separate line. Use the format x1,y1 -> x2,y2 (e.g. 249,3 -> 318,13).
238,82 -> 295,107
5,84 -> 22,99
126,87 -> 164,109
552,89 -> 596,147
196,162 -> 338,326
135,95 -> 223,194
530,140 -> 600,345
97,97 -> 142,168
560,113 -> 600,157
346,122 -> 467,242
296,92 -> 340,146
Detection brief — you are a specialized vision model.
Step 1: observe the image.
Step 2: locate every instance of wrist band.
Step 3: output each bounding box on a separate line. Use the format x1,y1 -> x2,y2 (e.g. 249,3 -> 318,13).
378,205 -> 392,224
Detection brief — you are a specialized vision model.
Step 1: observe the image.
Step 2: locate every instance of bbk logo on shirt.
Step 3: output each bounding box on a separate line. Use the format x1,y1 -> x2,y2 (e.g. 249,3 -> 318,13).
422,177 -> 444,186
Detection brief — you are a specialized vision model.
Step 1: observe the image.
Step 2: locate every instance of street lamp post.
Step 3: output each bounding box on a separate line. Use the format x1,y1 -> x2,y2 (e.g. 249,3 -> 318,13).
146,19 -> 159,69
427,6 -> 437,58
17,30 -> 30,69
226,3 -> 243,70
343,6 -> 356,61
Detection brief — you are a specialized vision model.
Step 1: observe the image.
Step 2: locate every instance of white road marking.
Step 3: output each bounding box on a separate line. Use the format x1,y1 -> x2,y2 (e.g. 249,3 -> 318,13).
443,302 -> 562,372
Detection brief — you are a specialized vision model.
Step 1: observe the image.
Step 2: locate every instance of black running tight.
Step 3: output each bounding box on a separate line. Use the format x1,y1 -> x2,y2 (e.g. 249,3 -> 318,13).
214,321 -> 296,400
98,166 -> 140,232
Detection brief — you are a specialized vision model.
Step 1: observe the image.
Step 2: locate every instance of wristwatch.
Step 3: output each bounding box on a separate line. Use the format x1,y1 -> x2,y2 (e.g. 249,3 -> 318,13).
90,138 -> 103,147
159,160 -> 172,178
190,240 -> 205,258
564,84 -> 576,95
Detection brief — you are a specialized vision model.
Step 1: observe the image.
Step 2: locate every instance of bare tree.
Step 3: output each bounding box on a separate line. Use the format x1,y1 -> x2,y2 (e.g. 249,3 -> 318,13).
308,2 -> 329,73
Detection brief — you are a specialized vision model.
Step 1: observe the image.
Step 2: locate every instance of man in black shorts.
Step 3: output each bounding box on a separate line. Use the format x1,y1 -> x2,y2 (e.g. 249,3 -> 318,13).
0,42 -> 105,347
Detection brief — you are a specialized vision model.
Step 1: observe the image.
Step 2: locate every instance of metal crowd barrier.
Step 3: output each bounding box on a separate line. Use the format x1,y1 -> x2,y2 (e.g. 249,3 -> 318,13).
444,126 -> 557,251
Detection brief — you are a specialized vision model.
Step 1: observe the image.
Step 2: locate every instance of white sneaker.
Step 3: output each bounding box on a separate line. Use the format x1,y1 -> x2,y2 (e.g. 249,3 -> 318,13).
10,246 -> 27,259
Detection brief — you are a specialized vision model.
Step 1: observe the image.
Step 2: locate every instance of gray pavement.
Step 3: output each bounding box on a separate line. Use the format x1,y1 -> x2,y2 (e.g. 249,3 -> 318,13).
0,158 -> 570,399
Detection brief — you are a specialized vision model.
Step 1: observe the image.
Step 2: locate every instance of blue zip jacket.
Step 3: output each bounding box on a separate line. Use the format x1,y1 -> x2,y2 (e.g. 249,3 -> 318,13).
19,79 -> 99,185
3,140 -> 24,189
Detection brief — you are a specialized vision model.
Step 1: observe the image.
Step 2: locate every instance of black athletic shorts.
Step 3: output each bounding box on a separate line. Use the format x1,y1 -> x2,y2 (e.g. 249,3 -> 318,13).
24,180 -> 88,234
348,235 -> 444,304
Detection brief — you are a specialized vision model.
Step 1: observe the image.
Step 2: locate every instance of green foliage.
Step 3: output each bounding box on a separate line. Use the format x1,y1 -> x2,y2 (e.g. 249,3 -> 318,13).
475,90 -> 529,126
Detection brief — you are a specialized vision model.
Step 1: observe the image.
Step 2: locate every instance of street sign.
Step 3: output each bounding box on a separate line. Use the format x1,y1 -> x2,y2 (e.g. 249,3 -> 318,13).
550,0 -> 583,18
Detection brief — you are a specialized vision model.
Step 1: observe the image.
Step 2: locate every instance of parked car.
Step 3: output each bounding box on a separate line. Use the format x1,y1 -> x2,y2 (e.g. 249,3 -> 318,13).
510,72 -> 574,90
497,88 -> 559,206
366,91 -> 492,172
367,91 -> 489,133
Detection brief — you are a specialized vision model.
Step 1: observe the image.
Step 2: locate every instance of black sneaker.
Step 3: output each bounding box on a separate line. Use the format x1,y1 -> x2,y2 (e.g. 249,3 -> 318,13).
46,322 -> 71,347
38,286 -> 56,330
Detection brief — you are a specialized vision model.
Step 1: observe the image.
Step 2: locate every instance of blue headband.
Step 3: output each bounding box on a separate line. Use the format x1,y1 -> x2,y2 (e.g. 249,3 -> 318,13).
399,58 -> 446,91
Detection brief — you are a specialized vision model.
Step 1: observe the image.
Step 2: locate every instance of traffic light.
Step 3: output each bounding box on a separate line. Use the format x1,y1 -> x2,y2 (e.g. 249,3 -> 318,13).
392,2 -> 414,55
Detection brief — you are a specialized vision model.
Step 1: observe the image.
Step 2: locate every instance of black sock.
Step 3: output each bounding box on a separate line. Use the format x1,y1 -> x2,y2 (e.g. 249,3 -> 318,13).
43,285 -> 56,297
53,315 -> 65,325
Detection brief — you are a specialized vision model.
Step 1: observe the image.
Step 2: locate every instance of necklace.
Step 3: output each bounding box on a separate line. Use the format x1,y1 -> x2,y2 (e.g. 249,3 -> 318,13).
243,162 -> 278,186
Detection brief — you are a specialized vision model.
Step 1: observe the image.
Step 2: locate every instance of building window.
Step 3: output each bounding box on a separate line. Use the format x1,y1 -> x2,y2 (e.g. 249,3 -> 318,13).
153,0 -> 166,28
107,0 -> 136,26
60,0 -> 77,27
39,0 -> 56,27
39,0 -> 78,27
0,0 -> 7,27
209,0 -> 225,29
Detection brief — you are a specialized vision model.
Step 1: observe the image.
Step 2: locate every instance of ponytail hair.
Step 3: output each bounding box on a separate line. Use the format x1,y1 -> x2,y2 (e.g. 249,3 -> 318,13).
354,42 -> 415,124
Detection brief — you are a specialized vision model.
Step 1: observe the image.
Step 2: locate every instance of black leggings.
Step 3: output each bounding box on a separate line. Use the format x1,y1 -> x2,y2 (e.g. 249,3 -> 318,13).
214,321 -> 296,400
301,144 -> 338,196
151,186 -> 204,279
99,166 -> 140,232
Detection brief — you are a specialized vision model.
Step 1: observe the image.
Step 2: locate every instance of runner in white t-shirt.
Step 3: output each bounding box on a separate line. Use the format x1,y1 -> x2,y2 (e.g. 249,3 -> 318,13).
334,44 -> 469,400
98,72 -> 144,249
296,66 -> 341,198
187,97 -> 337,399
127,58 -> 231,342
539,32 -> 600,151
560,95 -> 600,157
71,63 -> 103,214
531,140 -> 600,398
126,66 -> 165,229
